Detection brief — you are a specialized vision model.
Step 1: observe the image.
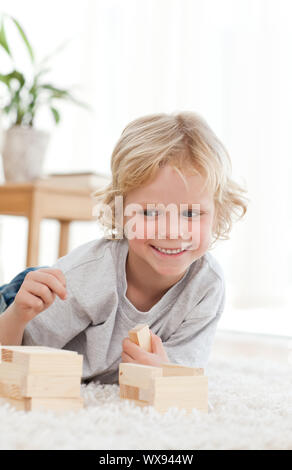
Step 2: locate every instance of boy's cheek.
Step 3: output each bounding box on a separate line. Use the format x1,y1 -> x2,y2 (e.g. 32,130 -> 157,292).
197,220 -> 213,251
124,217 -> 147,240
185,219 -> 213,253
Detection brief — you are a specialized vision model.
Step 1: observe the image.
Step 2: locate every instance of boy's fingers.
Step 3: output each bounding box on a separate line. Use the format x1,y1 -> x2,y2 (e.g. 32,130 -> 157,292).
123,337 -> 149,359
25,280 -> 56,306
19,290 -> 44,311
25,271 -> 67,299
37,268 -> 66,287
121,351 -> 137,363
151,333 -> 163,354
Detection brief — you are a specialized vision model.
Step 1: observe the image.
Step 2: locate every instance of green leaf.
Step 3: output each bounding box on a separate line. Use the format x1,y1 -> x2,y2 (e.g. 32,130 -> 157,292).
10,16 -> 34,63
3,104 -> 11,114
0,73 -> 11,88
39,83 -> 70,97
0,70 -> 25,89
42,85 -> 92,110
50,106 -> 60,124
0,19 -> 11,56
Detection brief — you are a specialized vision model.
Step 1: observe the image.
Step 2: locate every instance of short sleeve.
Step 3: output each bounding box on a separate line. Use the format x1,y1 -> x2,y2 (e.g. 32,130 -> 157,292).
162,277 -> 226,368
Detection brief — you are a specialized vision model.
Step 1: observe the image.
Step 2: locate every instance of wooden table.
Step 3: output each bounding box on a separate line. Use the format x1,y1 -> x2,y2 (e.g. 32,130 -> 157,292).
0,178 -> 102,267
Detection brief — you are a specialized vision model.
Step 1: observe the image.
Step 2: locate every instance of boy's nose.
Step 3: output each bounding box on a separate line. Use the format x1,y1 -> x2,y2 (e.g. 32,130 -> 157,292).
157,212 -> 189,242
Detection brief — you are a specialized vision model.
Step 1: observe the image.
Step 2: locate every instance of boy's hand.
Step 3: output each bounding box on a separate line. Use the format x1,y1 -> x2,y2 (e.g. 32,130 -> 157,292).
121,330 -> 170,367
9,268 -> 67,325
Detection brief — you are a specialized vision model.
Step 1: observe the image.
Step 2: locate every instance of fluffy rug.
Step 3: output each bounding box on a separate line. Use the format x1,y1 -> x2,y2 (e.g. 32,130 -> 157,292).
0,350 -> 291,450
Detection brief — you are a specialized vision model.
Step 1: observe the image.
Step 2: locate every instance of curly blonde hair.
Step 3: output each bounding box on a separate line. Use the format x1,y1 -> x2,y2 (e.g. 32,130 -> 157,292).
93,111 -> 249,247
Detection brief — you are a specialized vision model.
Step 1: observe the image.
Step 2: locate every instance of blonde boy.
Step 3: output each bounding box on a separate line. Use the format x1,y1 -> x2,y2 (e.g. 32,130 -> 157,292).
0,111 -> 248,384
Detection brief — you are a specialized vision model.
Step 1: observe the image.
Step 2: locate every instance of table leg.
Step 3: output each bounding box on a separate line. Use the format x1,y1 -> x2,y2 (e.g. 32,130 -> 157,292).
59,220 -> 70,258
27,215 -> 41,268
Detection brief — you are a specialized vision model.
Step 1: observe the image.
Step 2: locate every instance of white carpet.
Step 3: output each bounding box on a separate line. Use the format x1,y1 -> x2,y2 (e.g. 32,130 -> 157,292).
0,350 -> 291,450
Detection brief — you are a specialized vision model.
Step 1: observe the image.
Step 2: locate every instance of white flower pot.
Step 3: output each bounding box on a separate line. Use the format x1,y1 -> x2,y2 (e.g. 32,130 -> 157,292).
2,125 -> 50,182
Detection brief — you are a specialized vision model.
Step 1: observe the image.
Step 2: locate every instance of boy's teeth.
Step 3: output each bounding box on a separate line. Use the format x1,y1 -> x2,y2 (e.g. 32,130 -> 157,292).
154,246 -> 184,254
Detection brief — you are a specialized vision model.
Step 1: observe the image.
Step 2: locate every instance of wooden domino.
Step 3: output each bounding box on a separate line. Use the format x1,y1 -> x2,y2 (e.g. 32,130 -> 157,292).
0,345 -> 83,376
121,323 -> 153,400
119,363 -> 163,389
151,374 -> 208,413
119,362 -> 208,414
120,324 -> 208,413
0,345 -> 84,413
128,324 -> 152,352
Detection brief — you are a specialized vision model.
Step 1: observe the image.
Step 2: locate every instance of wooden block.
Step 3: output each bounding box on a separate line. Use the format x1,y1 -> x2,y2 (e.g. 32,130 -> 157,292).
0,374 -> 81,398
120,383 -> 153,403
0,396 -> 84,413
151,375 -> 208,414
119,384 -> 139,400
119,363 -> 162,389
128,324 -> 151,352
0,360 -> 32,379
138,387 -> 153,402
122,324 -> 153,402
120,329 -> 208,414
161,363 -> 204,376
24,375 -> 81,398
0,346 -> 83,376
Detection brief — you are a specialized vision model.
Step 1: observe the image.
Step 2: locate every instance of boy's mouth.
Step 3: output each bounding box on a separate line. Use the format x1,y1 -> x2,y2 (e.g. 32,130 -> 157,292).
149,244 -> 191,257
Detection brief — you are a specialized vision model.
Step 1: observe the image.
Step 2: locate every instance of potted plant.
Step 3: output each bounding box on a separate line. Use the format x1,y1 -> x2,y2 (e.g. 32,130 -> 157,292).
0,14 -> 90,182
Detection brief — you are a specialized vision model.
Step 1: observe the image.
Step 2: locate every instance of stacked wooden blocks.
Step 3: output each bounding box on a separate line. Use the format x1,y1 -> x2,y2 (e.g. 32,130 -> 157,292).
119,324 -> 208,414
0,345 -> 84,413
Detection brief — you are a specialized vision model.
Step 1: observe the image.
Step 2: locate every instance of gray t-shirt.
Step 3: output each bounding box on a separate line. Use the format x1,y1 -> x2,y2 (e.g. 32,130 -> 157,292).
22,237 -> 226,384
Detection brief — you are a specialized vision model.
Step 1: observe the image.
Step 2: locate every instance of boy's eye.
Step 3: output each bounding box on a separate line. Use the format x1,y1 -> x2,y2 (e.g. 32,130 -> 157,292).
181,210 -> 201,218
143,209 -> 202,218
143,210 -> 160,217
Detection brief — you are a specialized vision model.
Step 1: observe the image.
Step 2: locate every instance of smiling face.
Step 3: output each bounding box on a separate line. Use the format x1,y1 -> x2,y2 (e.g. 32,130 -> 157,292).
123,164 -> 215,278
